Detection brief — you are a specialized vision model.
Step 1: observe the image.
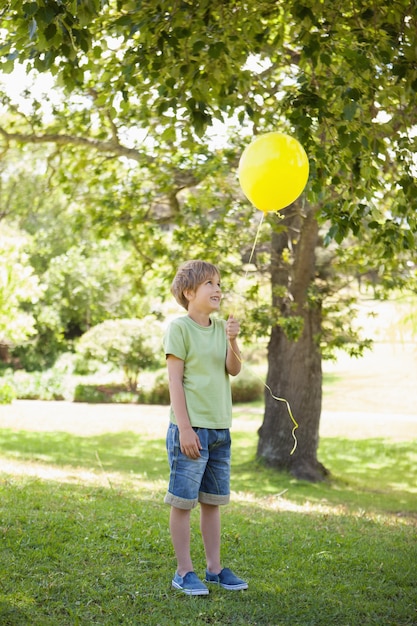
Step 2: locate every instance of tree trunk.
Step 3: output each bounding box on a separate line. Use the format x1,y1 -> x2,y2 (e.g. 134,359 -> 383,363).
257,203 -> 329,482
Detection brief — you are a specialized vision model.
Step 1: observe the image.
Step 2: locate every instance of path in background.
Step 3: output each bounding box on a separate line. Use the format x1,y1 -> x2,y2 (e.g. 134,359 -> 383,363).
1,338 -> 416,442
323,342 -> 416,414
320,341 -> 417,440
0,401 -> 169,437
323,298 -> 416,413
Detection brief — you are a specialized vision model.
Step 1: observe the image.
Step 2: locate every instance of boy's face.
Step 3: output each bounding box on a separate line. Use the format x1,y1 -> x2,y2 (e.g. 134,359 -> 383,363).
185,273 -> 222,313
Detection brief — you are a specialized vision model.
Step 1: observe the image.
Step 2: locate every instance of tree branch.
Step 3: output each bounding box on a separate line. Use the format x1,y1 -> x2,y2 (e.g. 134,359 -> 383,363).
0,125 -> 203,195
0,126 -> 145,162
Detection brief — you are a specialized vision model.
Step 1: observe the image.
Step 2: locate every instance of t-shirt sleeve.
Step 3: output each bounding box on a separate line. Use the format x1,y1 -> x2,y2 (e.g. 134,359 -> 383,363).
163,321 -> 187,361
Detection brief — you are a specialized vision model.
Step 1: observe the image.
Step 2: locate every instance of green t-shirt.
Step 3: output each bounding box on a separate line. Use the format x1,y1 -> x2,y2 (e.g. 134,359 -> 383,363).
163,315 -> 232,429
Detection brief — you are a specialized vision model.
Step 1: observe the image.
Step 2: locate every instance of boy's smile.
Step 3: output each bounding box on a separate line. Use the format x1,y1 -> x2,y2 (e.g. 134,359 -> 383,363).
185,274 -> 222,321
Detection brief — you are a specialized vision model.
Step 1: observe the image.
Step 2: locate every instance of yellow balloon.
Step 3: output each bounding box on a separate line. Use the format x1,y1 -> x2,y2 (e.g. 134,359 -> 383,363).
238,132 -> 309,212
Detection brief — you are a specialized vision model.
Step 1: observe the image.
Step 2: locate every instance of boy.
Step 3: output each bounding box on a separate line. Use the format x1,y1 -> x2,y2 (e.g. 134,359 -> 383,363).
163,260 -> 248,595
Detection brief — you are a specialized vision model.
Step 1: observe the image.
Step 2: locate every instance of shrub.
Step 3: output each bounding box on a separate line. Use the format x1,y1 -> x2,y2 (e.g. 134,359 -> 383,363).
10,370 -> 67,400
73,356 -> 102,376
231,369 -> 264,403
145,371 -> 170,405
73,378 -> 169,405
74,384 -> 116,404
0,381 -> 16,404
73,383 -> 142,404
76,318 -> 164,391
111,391 -> 142,404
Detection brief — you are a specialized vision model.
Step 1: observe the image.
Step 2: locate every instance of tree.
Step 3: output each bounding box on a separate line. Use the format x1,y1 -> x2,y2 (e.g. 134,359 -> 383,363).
0,145 -> 165,367
0,226 -> 43,351
1,0 -> 416,480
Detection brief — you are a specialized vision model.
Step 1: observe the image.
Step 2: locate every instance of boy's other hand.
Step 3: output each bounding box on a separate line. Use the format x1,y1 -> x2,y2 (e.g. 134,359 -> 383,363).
179,427 -> 202,459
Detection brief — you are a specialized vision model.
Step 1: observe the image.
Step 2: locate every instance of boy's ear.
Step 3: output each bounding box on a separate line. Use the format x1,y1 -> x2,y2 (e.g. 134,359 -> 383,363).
183,288 -> 194,302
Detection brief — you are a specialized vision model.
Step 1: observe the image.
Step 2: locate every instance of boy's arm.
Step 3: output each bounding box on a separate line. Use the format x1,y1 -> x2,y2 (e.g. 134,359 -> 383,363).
225,315 -> 242,376
166,354 -> 202,459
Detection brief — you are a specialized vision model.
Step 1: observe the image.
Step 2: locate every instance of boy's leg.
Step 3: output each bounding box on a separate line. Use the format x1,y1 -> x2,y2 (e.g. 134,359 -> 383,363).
200,501 -> 248,591
200,502 -> 221,574
169,506 -> 194,576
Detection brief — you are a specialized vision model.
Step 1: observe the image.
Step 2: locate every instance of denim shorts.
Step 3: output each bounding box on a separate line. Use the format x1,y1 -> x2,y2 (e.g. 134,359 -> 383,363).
164,422 -> 231,510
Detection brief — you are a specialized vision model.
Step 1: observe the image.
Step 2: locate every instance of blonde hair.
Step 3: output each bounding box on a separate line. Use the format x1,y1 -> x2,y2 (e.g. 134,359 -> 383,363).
171,260 -> 220,310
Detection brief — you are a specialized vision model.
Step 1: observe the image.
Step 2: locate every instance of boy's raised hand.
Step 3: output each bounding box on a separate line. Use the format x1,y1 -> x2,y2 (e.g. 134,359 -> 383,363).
226,314 -> 240,341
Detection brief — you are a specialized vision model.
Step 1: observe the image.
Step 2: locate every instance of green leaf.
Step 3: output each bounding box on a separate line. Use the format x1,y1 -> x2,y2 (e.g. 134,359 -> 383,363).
192,40 -> 206,54
345,87 -> 362,101
22,2 -> 38,16
36,5 -> 57,25
343,101 -> 357,121
1,60 -> 15,73
44,23 -> 57,41
208,41 -> 226,59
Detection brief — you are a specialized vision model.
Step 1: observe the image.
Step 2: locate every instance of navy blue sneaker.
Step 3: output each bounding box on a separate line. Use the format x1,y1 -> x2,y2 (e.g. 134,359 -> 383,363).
205,567 -> 248,590
172,571 -> 209,595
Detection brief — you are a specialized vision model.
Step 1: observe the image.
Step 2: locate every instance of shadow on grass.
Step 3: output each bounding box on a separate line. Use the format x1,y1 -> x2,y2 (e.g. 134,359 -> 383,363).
0,429 -> 167,480
230,431 -> 417,516
0,429 -> 416,517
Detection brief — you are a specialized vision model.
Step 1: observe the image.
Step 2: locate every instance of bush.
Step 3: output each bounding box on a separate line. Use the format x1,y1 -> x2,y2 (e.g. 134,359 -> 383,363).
76,318 -> 164,391
73,383 -> 139,404
73,377 -> 170,405
231,369 -> 264,403
9,370 -> 67,400
73,356 -> 102,376
0,381 -> 16,404
11,329 -> 67,372
111,391 -> 143,404
74,384 -> 113,404
145,371 -> 170,405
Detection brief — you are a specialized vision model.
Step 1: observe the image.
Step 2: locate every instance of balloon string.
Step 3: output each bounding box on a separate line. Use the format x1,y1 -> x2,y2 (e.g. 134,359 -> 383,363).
231,211 -> 263,317
245,211 -> 264,280
230,210 -> 298,455
229,341 -> 299,455
263,380 -> 299,455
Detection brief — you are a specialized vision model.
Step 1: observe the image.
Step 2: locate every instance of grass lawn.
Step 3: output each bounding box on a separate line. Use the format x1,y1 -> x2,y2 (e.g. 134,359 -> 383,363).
0,395 -> 416,625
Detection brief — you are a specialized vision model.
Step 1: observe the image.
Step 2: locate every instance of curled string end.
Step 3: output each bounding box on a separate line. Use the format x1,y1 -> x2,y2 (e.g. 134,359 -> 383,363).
229,344 -> 299,456
290,424 -> 298,455
264,383 -> 299,456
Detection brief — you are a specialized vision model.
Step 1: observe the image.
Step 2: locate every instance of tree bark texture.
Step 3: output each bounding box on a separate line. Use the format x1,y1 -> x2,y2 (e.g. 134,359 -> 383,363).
257,203 -> 329,481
